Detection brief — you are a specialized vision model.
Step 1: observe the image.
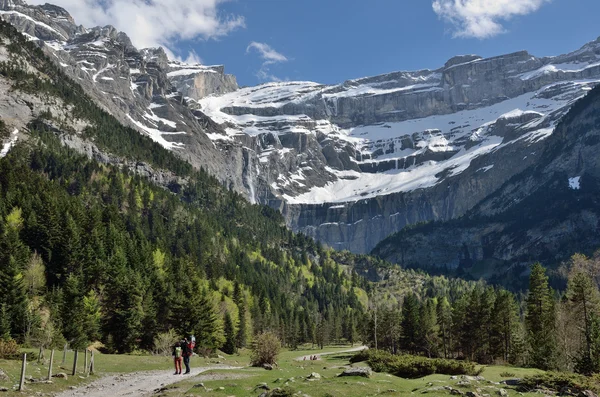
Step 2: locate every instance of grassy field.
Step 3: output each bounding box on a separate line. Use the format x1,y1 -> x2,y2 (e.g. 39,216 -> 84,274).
158,347 -> 544,397
0,345 -> 545,397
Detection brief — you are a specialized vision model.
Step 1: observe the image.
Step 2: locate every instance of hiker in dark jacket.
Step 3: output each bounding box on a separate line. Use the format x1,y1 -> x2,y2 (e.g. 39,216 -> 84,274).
182,338 -> 192,374
172,341 -> 183,375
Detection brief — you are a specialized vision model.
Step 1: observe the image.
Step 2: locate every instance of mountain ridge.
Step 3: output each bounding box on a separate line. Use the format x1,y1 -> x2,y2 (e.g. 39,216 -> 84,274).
2,0 -> 600,255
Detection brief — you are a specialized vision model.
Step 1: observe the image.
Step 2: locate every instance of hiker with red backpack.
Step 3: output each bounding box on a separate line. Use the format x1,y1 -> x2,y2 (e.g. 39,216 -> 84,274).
182,335 -> 196,374
172,341 -> 183,375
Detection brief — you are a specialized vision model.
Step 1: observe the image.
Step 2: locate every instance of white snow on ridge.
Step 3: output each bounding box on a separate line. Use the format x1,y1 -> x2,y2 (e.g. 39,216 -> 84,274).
520,61 -> 600,81
167,68 -> 217,77
0,11 -> 67,40
126,115 -> 185,150
200,69 -> 598,204
0,129 -> 18,158
284,135 -> 504,204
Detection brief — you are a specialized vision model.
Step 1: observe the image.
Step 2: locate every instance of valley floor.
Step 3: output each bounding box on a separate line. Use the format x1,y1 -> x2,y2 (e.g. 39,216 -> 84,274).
0,346 -> 545,397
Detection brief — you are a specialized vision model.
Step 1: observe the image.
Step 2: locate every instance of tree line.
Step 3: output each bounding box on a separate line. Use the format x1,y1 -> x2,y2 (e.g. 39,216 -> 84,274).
362,256 -> 600,374
0,134 -> 369,354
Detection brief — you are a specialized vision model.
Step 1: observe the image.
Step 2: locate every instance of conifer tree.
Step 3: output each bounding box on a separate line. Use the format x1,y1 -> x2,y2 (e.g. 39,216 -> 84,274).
491,289 -> 519,363
236,302 -> 248,349
436,297 -> 452,358
401,294 -> 420,353
525,263 -> 557,370
566,254 -> 600,374
222,311 -> 236,355
419,298 -> 440,357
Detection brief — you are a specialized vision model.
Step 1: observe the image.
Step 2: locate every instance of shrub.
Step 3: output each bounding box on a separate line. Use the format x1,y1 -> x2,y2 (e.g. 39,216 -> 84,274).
250,332 -> 281,367
267,387 -> 295,397
519,372 -> 600,394
0,339 -> 20,359
500,371 -> 516,378
152,330 -> 179,356
352,349 -> 479,379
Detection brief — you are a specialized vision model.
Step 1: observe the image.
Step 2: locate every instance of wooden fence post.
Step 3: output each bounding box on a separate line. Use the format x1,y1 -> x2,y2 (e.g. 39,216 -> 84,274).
71,350 -> 78,376
61,343 -> 67,365
18,353 -> 26,391
47,349 -> 54,381
84,350 -> 88,376
89,350 -> 94,375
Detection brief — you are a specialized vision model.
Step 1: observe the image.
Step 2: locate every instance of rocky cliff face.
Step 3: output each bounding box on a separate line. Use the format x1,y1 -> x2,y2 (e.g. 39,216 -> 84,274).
198,38 -> 600,253
3,0 -> 600,255
372,85 -> 600,286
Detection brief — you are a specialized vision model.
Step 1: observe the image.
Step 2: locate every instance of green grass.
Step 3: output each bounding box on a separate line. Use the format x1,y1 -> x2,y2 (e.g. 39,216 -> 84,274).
0,345 -> 547,397
163,348 -> 546,397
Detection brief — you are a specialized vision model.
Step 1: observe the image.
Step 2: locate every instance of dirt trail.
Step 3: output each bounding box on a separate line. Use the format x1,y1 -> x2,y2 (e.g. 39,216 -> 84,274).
55,365 -> 242,397
295,345 -> 367,361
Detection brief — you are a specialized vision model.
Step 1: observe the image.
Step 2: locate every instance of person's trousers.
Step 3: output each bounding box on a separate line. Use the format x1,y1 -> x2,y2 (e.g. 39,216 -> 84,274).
174,357 -> 182,374
183,355 -> 190,373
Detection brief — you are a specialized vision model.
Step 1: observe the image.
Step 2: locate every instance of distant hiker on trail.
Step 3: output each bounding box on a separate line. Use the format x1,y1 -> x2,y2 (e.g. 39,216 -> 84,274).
182,337 -> 195,374
172,341 -> 183,375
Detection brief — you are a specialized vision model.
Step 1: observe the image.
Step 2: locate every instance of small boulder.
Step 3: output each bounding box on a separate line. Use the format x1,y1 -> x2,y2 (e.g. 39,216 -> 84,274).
466,392 -> 481,397
216,386 -> 225,391
52,373 -> 68,380
497,389 -> 509,397
0,387 -> 8,392
500,379 -> 521,386
255,383 -> 270,391
0,369 -> 8,382
422,386 -> 446,393
580,391 -> 598,397
262,364 -> 274,371
451,389 -> 465,396
307,372 -> 321,381
338,367 -> 372,378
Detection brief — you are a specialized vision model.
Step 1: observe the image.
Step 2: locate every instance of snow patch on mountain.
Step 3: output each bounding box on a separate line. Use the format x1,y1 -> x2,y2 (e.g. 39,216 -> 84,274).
569,176 -> 581,190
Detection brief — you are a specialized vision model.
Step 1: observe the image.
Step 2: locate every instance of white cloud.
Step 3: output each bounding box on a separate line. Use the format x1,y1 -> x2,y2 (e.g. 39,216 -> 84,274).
246,41 -> 288,82
27,0 -> 245,61
432,0 -> 550,39
246,42 -> 288,64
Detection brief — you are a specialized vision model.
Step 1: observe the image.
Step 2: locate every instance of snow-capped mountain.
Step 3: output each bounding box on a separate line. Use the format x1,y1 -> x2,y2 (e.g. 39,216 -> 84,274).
2,0 -> 600,254
198,38 -> 600,253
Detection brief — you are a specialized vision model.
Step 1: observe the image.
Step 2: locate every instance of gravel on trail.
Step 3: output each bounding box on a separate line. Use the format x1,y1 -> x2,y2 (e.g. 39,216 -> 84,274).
54,365 -> 242,397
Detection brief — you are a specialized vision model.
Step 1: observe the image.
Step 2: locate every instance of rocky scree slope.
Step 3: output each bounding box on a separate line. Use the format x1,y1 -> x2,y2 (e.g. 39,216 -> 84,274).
372,84 -> 600,288
3,0 -> 600,254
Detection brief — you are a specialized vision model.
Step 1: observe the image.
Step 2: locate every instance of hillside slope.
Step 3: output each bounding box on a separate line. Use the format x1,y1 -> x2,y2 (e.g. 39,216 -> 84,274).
0,17 -> 479,352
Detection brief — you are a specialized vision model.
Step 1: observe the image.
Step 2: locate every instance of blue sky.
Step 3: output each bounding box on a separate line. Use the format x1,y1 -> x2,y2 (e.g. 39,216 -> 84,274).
30,0 -> 600,87
183,0 -> 600,86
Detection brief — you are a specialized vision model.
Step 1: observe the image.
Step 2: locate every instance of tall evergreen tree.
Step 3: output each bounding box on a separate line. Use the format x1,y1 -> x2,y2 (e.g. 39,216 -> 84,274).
437,297 -> 453,358
401,294 -> 420,353
236,302 -> 248,349
222,311 -> 236,355
525,263 -> 557,370
491,289 -> 520,363
566,255 -> 600,374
